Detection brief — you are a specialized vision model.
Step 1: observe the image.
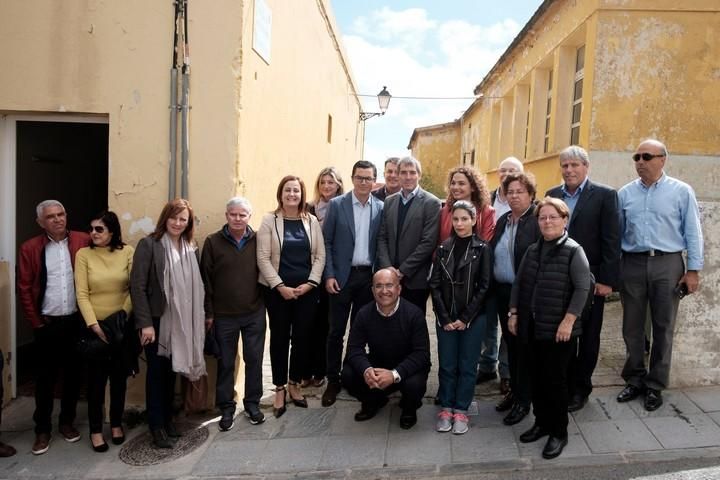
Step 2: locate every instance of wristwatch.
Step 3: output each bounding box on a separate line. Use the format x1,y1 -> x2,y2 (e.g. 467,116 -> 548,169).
392,369 -> 401,384
508,311 -> 517,318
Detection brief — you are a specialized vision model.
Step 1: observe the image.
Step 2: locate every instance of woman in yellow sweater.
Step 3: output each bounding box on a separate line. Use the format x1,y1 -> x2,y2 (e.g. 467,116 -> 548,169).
74,211 -> 134,452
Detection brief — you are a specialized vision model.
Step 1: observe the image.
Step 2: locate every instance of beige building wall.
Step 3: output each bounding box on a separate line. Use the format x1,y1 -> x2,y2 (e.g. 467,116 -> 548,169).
0,0 -> 362,401
407,121 -> 461,198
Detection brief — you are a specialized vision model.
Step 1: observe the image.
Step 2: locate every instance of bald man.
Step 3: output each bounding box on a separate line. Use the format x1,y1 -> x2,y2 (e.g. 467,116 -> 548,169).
342,269 -> 431,429
616,139 -> 703,411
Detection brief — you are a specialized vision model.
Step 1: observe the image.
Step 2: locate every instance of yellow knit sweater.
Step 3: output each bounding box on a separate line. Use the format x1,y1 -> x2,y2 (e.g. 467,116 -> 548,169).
74,245 -> 134,327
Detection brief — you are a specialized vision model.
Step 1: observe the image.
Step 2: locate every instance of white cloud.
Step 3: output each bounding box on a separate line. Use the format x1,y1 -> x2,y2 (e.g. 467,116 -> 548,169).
343,7 -> 522,163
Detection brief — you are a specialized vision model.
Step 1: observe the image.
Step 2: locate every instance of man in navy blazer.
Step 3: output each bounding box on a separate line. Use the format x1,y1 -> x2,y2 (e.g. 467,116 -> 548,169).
321,160 -> 385,407
546,145 -> 621,412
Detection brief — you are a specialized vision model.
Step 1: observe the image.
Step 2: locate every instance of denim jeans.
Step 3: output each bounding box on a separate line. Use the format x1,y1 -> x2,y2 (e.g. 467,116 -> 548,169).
477,298 -> 501,375
437,314 -> 486,411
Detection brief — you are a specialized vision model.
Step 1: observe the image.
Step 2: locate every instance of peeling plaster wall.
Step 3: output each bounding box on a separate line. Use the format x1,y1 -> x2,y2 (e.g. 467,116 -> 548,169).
590,10 -> 720,154
409,125 -> 461,197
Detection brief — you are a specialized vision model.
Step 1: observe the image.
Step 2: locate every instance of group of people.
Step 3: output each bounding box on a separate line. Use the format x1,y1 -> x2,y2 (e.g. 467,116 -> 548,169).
1,138 -> 702,462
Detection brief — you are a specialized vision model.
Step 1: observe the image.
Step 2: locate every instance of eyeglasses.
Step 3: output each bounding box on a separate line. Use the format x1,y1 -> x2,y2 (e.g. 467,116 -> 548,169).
353,176 -> 376,184
538,215 -> 563,223
90,226 -> 106,234
373,283 -> 397,291
633,152 -> 666,162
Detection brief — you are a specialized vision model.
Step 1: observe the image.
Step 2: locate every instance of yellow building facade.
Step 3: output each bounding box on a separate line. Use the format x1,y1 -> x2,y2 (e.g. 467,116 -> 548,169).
0,0 -> 363,402
407,121 -> 461,197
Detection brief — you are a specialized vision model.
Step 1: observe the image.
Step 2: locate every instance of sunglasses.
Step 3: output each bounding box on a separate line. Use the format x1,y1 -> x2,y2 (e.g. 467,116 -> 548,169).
90,226 -> 106,234
633,152 -> 665,162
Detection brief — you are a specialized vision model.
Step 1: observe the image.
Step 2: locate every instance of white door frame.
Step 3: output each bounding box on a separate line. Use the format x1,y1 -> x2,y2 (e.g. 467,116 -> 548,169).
0,112 -> 108,398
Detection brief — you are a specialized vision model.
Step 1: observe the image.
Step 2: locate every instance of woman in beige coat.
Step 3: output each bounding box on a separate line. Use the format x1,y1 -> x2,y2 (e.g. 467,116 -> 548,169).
257,175 -> 325,417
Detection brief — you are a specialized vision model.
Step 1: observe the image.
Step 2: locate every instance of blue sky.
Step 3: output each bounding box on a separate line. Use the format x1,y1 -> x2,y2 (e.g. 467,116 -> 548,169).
331,0 -> 543,178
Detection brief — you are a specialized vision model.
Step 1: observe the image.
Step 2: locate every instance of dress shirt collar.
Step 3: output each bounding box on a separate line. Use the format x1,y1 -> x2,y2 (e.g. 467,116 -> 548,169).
376,299 -> 400,317
351,191 -> 369,207
401,185 -> 420,202
638,172 -> 667,189
561,177 -> 589,199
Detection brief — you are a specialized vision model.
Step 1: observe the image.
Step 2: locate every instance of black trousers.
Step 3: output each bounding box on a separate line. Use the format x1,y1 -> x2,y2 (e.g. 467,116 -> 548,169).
264,287 -> 318,385
87,345 -> 127,434
307,289 -> 330,380
496,283 -> 532,407
341,362 -> 428,411
531,337 -> 577,439
144,318 -> 176,431
214,308 -> 266,413
33,313 -> 84,434
568,296 -> 605,398
400,287 -> 429,316
326,268 -> 373,383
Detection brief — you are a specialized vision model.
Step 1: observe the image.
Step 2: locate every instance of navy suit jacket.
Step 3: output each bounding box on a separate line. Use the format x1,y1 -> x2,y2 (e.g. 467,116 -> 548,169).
323,192 -> 384,288
546,179 -> 621,289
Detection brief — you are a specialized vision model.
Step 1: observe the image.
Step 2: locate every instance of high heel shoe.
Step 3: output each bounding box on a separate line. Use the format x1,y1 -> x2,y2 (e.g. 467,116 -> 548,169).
111,426 -> 125,446
288,381 -> 308,408
273,386 -> 288,418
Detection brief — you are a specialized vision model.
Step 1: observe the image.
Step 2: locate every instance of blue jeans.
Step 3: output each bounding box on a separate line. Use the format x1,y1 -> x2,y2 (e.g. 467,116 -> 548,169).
437,314 -> 486,411
478,297 -> 501,375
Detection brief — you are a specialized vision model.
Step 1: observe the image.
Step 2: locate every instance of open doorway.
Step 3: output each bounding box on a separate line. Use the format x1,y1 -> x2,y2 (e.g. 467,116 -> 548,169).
11,118 -> 109,396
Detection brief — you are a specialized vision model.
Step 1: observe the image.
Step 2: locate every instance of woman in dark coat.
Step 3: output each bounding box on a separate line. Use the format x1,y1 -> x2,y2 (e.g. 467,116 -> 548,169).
508,197 -> 591,459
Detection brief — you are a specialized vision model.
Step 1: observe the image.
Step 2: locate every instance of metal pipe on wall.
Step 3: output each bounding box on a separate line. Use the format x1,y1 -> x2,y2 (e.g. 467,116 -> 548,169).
180,0 -> 190,199
168,0 -> 181,200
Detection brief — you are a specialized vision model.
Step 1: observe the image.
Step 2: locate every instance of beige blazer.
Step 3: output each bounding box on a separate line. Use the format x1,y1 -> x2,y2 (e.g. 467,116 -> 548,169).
256,211 -> 326,288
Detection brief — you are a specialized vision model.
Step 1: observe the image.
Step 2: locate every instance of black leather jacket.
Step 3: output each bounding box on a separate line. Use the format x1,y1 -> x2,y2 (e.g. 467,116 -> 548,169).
429,234 -> 492,327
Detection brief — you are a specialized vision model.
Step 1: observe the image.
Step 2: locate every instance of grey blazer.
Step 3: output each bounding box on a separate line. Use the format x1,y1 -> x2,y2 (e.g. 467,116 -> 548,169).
377,188 -> 441,289
130,236 -> 167,329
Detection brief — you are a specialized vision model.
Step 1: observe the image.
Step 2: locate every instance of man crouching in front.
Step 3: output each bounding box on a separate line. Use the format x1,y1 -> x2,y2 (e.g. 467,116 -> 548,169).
341,269 -> 430,429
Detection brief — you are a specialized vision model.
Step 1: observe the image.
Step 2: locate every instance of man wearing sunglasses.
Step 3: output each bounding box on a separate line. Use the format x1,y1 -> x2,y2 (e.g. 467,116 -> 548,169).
546,146 -> 621,413
616,139 -> 703,412
17,200 -> 90,454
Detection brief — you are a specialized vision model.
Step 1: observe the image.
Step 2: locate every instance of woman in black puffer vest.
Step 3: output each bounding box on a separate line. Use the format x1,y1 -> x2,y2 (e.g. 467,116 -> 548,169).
508,197 -> 592,460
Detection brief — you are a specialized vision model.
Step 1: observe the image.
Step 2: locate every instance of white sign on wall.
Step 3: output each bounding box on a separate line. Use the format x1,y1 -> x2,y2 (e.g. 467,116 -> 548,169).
253,0 -> 272,64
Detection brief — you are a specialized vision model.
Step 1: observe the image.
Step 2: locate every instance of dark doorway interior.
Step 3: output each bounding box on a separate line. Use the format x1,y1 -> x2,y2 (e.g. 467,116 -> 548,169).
15,120 -> 109,394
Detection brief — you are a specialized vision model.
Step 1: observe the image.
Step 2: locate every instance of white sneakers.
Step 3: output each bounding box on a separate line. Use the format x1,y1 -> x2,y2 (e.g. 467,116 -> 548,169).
436,409 -> 453,432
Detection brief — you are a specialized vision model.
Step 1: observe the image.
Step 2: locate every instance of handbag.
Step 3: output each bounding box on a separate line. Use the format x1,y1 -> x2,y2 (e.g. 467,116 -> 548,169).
76,326 -> 111,359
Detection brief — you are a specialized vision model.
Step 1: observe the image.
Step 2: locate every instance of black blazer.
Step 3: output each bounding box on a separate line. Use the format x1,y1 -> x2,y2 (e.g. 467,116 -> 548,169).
546,179 -> 621,289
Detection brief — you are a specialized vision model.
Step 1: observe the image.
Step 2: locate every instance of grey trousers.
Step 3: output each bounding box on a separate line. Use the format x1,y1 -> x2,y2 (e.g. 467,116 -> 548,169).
620,253 -> 684,391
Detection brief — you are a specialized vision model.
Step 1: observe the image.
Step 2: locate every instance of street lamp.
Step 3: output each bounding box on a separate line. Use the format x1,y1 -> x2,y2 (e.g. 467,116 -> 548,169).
359,86 -> 391,121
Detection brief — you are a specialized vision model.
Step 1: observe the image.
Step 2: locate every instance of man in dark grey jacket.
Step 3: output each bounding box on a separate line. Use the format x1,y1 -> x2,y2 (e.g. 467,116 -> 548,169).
376,156 -> 441,314
200,197 -> 266,431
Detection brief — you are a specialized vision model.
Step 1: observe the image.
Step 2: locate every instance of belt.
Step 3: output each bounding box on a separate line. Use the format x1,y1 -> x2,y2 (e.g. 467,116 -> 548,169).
350,265 -> 372,271
42,312 -> 78,324
623,250 -> 681,257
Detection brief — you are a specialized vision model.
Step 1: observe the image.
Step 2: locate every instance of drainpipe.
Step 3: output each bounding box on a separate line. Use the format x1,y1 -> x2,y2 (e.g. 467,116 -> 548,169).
168,0 -> 180,200
180,0 -> 190,199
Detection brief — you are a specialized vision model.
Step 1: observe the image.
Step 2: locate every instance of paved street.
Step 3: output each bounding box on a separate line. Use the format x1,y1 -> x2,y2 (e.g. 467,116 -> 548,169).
2,384 -> 720,479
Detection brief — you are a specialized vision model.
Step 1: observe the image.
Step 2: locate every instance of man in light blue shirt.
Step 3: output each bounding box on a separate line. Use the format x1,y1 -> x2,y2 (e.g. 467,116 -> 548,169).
616,139 -> 703,412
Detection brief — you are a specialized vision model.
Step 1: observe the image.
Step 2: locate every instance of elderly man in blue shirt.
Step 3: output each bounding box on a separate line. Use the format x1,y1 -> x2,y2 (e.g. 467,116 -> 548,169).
616,139 -> 703,411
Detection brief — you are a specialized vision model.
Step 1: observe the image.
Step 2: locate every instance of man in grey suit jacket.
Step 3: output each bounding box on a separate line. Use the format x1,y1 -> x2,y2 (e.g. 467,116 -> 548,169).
321,160 -> 385,407
377,156 -> 441,314
546,145 -> 620,412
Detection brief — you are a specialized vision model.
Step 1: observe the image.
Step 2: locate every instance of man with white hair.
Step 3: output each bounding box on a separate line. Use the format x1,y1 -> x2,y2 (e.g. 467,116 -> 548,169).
200,197 -> 266,430
616,139 -> 703,411
18,200 -> 90,455
546,146 -> 620,412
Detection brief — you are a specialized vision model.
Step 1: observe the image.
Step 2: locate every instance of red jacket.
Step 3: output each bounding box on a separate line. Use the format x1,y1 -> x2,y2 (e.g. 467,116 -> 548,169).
18,231 -> 90,329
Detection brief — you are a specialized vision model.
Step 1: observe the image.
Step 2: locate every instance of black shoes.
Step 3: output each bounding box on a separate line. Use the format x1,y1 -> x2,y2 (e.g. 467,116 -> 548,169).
644,388 -> 663,411
288,381 -> 308,408
519,424 -> 549,443
542,435 -> 568,459
495,392 -> 514,412
503,404 -> 529,426
219,410 -> 235,432
354,398 -> 388,422
150,428 -> 174,449
475,370 -> 497,385
273,386 -> 288,418
245,406 -> 266,425
322,382 -> 342,407
165,422 -> 181,439
91,435 -> 109,453
617,384 -> 643,403
111,427 -> 125,446
568,394 -> 588,413
399,408 -> 418,429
